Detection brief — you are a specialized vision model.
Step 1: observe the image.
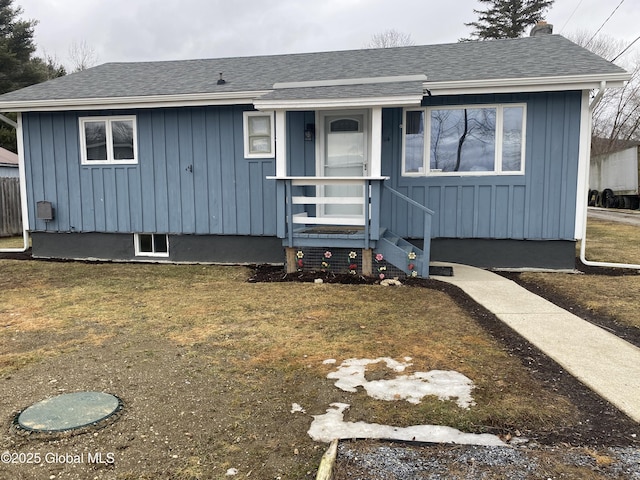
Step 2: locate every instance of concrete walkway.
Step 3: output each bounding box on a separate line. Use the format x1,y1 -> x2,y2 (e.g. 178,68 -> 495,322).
432,262 -> 640,424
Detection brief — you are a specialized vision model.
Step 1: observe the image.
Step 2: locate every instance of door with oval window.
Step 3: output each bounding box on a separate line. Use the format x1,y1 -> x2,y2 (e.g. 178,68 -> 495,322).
320,112 -> 369,217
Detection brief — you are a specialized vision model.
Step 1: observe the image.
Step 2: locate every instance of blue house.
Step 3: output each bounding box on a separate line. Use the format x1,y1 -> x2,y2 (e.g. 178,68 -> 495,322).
0,31 -> 629,275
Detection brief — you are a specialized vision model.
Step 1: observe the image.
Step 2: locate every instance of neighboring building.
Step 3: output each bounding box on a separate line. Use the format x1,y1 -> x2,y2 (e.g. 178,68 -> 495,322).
590,139 -> 640,209
0,147 -> 18,178
0,33 -> 629,273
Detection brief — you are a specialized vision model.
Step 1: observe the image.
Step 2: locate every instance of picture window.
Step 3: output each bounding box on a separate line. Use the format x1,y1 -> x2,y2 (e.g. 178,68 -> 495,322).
402,104 -> 526,176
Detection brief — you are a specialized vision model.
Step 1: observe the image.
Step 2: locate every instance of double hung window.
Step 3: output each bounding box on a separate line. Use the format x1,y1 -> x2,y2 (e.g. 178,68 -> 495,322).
243,111 -> 275,158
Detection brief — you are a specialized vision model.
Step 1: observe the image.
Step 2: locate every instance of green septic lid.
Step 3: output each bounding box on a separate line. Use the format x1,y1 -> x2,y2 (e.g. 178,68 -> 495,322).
17,392 -> 122,433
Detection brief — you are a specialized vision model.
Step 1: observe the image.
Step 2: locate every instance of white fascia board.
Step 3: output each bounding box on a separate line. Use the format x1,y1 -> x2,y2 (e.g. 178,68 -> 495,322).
254,95 -> 423,111
0,91 -> 272,112
425,73 -> 630,96
273,74 -> 428,89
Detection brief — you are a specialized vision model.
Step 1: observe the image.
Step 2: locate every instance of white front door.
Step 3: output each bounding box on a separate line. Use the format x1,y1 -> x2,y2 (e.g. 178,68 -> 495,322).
320,112 -> 369,217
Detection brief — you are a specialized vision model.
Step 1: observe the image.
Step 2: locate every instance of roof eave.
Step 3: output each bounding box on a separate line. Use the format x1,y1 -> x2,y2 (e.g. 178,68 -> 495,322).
0,91 -> 272,112
253,95 -> 424,110
425,73 -> 631,96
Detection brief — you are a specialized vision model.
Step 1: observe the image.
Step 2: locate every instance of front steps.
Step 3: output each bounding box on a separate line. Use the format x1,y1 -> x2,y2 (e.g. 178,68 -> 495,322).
375,230 -> 428,277
284,228 -> 436,278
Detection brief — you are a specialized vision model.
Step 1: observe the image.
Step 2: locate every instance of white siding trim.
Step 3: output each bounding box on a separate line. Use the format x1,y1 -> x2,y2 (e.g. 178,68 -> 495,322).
0,91 -> 269,112
17,113 -> 29,233
370,107 -> 382,177
254,95 -> 423,111
425,73 -> 630,96
575,90 -> 592,240
275,110 -> 287,176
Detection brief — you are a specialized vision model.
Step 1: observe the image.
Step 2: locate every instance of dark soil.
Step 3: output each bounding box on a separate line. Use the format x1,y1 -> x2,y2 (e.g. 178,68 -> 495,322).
500,259 -> 640,349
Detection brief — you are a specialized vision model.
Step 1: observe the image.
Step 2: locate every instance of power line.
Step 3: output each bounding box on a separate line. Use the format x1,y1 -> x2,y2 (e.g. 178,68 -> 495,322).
559,0 -> 585,33
611,34 -> 640,63
585,0 -> 626,48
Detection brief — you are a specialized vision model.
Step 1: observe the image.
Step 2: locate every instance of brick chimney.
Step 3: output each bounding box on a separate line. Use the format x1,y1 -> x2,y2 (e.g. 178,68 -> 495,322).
530,21 -> 553,36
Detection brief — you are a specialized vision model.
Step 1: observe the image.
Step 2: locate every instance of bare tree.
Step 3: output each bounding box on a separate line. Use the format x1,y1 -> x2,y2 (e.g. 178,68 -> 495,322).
569,30 -> 624,61
366,29 -> 414,48
68,40 -> 98,72
568,31 -> 640,153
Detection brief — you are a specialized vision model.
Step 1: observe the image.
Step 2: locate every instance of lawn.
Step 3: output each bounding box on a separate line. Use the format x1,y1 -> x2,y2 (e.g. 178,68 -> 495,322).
0,259 -> 600,479
1,214 -> 639,479
518,214 -> 640,332
0,236 -> 27,249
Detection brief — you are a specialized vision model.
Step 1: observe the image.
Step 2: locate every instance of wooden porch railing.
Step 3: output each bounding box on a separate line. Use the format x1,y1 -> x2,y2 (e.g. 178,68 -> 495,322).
268,176 -> 388,248
382,183 -> 435,276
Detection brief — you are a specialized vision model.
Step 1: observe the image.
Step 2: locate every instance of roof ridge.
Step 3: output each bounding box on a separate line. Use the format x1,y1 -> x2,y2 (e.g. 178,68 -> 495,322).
89,34 -> 571,68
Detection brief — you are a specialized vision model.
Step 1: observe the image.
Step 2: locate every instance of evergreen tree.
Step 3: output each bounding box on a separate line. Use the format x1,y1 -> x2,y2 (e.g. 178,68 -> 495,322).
464,0 -> 555,41
0,0 -> 65,151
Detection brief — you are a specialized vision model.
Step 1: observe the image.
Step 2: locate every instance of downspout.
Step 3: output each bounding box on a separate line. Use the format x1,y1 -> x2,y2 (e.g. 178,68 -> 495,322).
579,81 -> 640,270
0,112 -> 30,253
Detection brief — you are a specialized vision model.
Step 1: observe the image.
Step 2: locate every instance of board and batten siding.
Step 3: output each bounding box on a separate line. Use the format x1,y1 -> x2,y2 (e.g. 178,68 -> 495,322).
380,91 -> 582,241
22,106 -> 277,236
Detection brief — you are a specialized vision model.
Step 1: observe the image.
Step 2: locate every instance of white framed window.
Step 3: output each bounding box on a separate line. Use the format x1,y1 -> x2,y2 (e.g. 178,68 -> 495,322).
79,115 -> 138,165
402,104 -> 526,176
243,111 -> 274,158
134,233 -> 169,257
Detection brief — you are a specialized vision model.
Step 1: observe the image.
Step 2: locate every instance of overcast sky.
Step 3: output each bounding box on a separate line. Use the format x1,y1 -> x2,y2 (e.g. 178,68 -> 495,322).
16,0 -> 640,69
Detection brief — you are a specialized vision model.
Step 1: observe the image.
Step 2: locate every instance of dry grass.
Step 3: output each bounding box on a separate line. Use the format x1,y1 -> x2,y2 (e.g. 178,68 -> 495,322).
0,235 -> 28,249
0,259 -> 605,479
582,216 -> 640,265
520,271 -> 640,330
519,215 -> 640,330
0,259 -> 574,433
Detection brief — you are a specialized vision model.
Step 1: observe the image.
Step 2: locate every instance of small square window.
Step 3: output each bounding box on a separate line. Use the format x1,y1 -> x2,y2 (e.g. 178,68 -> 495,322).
80,116 -> 138,165
135,234 -> 169,257
243,111 -> 274,158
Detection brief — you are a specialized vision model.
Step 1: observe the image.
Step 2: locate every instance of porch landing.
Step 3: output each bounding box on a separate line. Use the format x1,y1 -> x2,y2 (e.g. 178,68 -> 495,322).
286,226 -> 373,249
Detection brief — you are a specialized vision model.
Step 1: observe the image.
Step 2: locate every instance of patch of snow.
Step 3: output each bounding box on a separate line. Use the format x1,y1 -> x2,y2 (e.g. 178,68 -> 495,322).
327,358 -> 475,409
322,359 -> 337,365
225,467 -> 238,476
308,403 -> 505,446
291,403 -> 306,414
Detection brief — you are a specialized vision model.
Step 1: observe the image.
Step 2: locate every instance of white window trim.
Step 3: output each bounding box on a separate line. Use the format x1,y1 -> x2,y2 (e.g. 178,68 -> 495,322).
134,233 -> 169,258
79,115 -> 138,165
243,111 -> 275,159
402,104 -> 527,177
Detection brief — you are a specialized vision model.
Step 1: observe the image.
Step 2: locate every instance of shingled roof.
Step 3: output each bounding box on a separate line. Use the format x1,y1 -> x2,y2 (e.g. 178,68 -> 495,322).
0,34 -> 629,111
